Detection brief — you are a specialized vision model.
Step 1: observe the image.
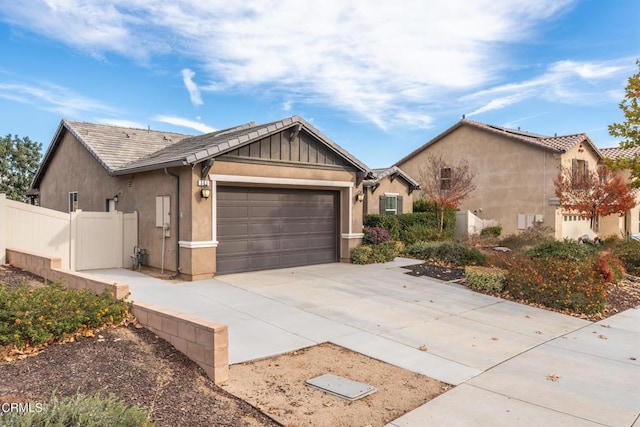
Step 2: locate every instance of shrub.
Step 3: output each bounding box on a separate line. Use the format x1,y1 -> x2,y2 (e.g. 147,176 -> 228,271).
431,242 -> 487,266
404,241 -> 438,260
351,245 -> 374,264
363,226 -> 392,245
611,239 -> 640,276
505,255 -> 607,315
351,241 -> 397,264
363,215 -> 400,240
400,224 -> 441,245
0,282 -> 130,348
499,226 -> 555,251
2,393 -> 152,427
465,266 -> 507,293
404,241 -> 486,266
524,240 -> 597,261
596,250 -> 625,283
480,225 -> 502,237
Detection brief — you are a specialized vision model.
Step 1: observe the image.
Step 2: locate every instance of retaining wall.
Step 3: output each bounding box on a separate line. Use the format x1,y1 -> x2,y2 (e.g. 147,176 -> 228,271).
5,248 -> 229,384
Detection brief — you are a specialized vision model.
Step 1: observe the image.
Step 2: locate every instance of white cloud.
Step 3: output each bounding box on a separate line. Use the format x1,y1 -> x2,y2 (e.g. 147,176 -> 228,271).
0,0 -> 584,129
154,115 -> 215,133
0,81 -> 116,116
181,68 -> 203,106
462,58 -> 634,116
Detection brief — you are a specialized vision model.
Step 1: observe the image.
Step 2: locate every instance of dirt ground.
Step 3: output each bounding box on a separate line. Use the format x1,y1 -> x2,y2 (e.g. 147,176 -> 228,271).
222,343 -> 450,427
0,265 -> 449,426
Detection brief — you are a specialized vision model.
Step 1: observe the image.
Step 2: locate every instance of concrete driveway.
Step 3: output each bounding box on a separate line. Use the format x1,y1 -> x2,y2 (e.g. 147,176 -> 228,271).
91,258 -> 640,426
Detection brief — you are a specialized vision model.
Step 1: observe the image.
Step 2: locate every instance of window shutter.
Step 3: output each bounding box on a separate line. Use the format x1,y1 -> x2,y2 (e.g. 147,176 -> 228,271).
379,196 -> 386,215
397,196 -> 403,215
584,161 -> 589,172
572,159 -> 578,176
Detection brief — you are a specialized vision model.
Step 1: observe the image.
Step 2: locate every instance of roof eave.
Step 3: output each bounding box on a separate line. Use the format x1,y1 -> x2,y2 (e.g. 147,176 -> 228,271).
110,159 -> 189,176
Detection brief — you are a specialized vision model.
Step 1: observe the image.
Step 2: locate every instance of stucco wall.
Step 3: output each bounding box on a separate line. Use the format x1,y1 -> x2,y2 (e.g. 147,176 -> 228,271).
364,177 -> 415,215
397,125 -> 602,237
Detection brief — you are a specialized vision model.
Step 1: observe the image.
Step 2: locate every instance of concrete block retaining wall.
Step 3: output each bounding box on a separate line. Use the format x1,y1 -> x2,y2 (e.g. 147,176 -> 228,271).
5,248 -> 229,384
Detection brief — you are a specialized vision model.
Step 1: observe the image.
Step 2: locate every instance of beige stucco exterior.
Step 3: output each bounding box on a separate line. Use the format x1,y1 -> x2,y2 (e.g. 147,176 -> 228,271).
363,176 -> 415,215
396,122 -> 605,239
36,125 -> 366,279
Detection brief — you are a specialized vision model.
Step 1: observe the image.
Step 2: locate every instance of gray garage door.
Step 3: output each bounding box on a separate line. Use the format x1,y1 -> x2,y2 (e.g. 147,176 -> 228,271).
216,187 -> 339,274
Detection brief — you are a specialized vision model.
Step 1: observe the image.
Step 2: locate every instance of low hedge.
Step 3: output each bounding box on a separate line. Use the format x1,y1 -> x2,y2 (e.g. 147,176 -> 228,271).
404,241 -> 486,267
465,266 -> 507,293
0,282 -> 130,349
611,239 -> 640,276
505,255 -> 607,315
351,241 -> 397,264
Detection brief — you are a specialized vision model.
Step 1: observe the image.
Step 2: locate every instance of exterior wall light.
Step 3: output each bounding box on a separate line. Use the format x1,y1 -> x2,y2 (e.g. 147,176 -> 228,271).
355,192 -> 365,203
200,187 -> 211,199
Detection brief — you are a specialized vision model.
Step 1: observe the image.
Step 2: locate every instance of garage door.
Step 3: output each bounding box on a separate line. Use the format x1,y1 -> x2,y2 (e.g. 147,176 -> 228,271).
216,187 -> 339,274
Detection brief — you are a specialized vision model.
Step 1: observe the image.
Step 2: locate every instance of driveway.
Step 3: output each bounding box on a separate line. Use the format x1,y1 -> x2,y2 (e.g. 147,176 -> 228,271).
90,258 -> 640,426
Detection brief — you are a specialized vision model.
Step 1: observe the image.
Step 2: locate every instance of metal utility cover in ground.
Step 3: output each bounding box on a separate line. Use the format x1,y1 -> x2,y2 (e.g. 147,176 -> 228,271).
305,374 -> 377,401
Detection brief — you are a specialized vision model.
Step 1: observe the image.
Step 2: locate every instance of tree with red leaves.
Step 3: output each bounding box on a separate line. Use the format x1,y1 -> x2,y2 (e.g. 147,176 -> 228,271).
554,165 -> 636,230
419,154 -> 476,234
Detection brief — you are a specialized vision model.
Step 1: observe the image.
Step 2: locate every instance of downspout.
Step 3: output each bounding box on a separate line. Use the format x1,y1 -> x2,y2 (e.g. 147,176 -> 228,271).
164,168 -> 180,279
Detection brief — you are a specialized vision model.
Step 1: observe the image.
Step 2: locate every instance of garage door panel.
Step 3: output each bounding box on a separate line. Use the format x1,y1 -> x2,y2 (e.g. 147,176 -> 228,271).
249,222 -> 281,235
217,187 -> 338,274
217,223 -> 249,238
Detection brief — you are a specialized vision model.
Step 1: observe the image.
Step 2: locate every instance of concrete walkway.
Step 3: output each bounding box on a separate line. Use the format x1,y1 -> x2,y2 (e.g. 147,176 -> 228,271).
90,259 -> 640,426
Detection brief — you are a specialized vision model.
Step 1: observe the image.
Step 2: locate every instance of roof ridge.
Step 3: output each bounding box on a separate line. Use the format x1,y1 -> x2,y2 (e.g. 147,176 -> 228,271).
63,118 -> 194,137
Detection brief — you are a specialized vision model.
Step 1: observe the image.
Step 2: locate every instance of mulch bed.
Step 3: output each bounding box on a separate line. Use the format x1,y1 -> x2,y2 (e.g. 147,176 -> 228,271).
403,263 -> 465,281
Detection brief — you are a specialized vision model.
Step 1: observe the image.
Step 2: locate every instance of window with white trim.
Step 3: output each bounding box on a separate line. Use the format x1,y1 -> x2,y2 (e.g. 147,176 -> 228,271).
385,195 -> 398,215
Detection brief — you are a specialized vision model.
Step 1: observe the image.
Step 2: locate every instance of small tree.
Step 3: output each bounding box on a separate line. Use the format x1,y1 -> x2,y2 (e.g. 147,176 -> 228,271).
0,134 -> 42,202
554,165 -> 636,230
418,154 -> 476,234
608,59 -> 640,187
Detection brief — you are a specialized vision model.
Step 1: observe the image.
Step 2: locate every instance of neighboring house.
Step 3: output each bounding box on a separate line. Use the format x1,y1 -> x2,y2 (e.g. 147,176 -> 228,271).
395,119 -> 609,239
361,166 -> 420,216
600,145 -> 640,238
30,116 -> 372,279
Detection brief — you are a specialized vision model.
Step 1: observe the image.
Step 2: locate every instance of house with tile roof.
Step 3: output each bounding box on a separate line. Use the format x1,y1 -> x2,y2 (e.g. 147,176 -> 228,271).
361,166 -> 420,216
395,119 -> 617,239
600,145 -> 640,238
30,116 -> 373,279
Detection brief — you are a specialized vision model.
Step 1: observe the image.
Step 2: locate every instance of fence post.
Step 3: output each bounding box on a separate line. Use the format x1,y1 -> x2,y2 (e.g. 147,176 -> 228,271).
69,209 -> 79,271
0,194 -> 6,265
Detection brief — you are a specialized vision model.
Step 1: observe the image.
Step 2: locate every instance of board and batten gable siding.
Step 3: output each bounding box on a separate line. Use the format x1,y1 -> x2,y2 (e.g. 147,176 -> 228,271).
220,129 -> 355,170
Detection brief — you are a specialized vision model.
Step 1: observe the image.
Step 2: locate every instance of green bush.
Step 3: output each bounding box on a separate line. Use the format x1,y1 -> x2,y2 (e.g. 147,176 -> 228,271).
465,266 -> 507,293
505,255 -> 607,315
498,226 -> 555,251
611,239 -> 640,276
404,241 -> 438,260
400,224 -> 441,245
0,282 -> 130,348
480,225 -> 502,237
404,241 -> 486,267
432,242 -> 487,266
364,215 -> 400,240
2,393 -> 152,427
524,240 -> 598,261
351,241 -> 397,264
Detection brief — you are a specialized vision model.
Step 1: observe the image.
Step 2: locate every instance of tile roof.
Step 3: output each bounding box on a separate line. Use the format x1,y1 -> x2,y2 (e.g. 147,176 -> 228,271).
32,115 -> 370,188
62,120 -> 193,173
365,166 -> 420,188
600,145 -> 640,160
395,119 -> 600,166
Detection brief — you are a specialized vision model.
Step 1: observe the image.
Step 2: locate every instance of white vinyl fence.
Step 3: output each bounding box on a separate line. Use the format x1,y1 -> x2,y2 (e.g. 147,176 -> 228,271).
455,210 -> 499,240
0,194 -> 137,270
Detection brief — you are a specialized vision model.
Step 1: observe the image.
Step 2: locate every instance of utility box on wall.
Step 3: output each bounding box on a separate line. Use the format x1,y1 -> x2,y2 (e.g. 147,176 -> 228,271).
156,195 -> 170,237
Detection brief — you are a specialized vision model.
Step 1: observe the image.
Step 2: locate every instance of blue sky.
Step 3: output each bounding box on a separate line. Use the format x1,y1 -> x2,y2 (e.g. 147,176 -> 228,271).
0,0 -> 638,168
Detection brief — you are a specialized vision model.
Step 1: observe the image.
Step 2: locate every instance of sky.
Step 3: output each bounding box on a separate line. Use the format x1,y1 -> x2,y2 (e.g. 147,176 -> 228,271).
0,0 -> 638,168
